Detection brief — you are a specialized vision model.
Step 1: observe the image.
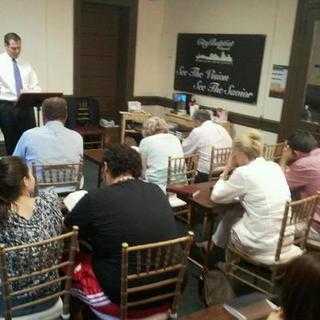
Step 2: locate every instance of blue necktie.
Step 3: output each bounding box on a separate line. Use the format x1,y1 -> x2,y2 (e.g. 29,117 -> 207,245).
13,58 -> 23,96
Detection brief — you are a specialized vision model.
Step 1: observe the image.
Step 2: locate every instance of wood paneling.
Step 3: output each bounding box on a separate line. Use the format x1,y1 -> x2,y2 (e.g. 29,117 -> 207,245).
279,0 -> 320,140
74,0 -> 138,121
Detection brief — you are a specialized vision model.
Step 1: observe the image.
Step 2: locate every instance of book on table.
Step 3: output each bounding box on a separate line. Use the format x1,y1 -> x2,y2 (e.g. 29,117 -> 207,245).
223,292 -> 279,320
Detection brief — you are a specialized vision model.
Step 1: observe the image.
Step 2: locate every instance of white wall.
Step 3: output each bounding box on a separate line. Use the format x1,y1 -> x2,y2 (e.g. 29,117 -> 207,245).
135,0 -> 298,142
0,0 -> 73,94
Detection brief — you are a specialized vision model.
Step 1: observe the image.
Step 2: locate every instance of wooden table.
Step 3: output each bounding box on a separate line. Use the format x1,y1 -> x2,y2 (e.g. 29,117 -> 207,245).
167,181 -> 235,268
84,148 -> 104,186
181,306 -> 234,320
181,305 -> 269,320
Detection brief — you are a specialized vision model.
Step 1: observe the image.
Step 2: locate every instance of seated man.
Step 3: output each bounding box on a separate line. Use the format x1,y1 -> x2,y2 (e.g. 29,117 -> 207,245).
13,96 -> 83,166
182,109 -> 232,183
280,130 -> 320,241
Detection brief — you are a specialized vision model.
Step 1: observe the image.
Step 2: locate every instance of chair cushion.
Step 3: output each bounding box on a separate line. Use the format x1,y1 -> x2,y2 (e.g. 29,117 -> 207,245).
168,193 -> 187,208
0,298 -> 63,320
251,245 -> 303,265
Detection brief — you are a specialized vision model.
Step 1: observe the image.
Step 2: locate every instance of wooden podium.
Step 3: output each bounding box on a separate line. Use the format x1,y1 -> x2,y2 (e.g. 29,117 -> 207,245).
15,92 -> 63,127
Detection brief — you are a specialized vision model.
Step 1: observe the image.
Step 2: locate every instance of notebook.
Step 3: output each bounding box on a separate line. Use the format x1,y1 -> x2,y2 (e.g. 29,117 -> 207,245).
223,292 -> 279,320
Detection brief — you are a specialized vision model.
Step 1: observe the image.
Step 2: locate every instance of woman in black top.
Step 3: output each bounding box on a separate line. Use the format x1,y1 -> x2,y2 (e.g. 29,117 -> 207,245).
65,144 -> 178,308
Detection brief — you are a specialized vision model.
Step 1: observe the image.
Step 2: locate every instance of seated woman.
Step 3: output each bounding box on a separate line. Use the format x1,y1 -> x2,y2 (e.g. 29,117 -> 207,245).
139,116 -> 184,192
267,253 -> 320,320
64,144 -> 178,319
0,156 -> 64,317
210,131 -> 292,263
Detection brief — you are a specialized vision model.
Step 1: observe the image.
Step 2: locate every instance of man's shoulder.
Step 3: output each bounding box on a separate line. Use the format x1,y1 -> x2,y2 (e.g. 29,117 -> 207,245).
291,151 -> 320,169
21,126 -> 43,138
0,52 -> 9,64
63,127 -> 83,140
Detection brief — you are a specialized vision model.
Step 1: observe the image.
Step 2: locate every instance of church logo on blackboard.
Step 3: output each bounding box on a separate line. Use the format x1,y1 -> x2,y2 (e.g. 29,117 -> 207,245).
174,34 -> 266,104
196,52 -> 233,64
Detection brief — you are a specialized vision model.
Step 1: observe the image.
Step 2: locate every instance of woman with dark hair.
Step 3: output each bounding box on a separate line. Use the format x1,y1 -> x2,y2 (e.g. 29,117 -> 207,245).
0,156 -> 64,316
65,144 -> 178,319
267,253 -> 320,320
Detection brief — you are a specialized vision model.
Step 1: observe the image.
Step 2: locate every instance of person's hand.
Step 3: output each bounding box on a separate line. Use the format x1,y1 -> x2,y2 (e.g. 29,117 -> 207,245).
220,153 -> 236,180
279,145 -> 294,170
281,145 -> 294,163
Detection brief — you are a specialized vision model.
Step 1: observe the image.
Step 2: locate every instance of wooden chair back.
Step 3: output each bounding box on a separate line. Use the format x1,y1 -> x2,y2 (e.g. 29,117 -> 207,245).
120,232 -> 194,320
208,147 -> 232,180
263,142 -> 286,161
0,226 -> 78,320
32,162 -> 83,195
167,154 -> 199,185
275,193 -> 320,261
100,127 -> 121,148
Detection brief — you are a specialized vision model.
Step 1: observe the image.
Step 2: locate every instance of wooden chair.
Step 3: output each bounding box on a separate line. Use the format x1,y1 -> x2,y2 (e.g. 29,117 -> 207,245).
225,193 -> 320,297
100,126 -> 121,149
0,226 -> 78,320
32,162 -> 83,196
167,154 -> 199,224
167,154 -> 199,185
208,147 -> 232,181
120,232 -> 194,320
262,142 -> 286,161
307,238 -> 320,252
120,111 -> 152,144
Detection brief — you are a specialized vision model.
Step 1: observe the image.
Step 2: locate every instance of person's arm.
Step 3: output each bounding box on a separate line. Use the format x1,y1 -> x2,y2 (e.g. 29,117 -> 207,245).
182,129 -> 198,155
12,132 -> 27,158
64,193 -> 92,238
27,66 -> 41,92
211,167 -> 245,203
279,144 -> 293,171
139,139 -> 148,178
285,162 -> 310,189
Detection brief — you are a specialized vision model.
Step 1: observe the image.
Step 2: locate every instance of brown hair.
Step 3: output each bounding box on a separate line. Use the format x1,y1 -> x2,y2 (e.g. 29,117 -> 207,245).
0,156 -> 29,219
279,253 -> 320,320
103,144 -> 142,179
4,33 -> 21,45
42,97 -> 68,122
233,130 -> 263,160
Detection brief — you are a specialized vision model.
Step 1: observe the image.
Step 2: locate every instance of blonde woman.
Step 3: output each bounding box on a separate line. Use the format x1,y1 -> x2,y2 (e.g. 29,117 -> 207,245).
139,116 -> 184,192
210,131 -> 293,263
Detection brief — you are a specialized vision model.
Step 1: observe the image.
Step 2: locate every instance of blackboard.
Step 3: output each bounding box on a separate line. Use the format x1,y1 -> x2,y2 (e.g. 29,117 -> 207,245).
174,34 -> 266,104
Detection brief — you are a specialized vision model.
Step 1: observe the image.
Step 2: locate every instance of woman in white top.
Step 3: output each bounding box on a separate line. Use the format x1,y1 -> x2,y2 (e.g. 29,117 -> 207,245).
210,131 -> 291,262
139,116 -> 184,192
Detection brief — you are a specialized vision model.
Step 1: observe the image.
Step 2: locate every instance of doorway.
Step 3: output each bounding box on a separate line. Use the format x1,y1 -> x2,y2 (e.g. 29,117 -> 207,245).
74,0 -> 137,122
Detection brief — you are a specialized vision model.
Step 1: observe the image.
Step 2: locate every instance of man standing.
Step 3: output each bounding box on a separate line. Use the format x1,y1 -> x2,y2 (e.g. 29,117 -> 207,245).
280,130 -> 320,241
0,32 -> 40,154
182,109 -> 232,182
13,97 -> 83,166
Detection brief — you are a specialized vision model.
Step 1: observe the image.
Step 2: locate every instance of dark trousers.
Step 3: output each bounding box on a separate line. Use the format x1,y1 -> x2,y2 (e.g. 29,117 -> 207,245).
0,100 -> 35,155
194,171 -> 209,183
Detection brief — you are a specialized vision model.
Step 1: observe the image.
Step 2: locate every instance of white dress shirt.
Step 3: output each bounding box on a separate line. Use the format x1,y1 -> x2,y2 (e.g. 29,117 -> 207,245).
0,52 -> 40,101
139,133 -> 184,191
182,120 -> 232,174
211,157 -> 295,263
